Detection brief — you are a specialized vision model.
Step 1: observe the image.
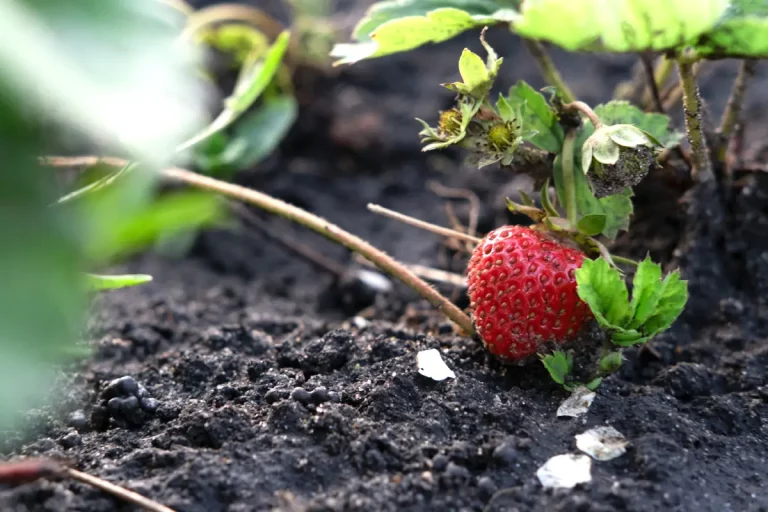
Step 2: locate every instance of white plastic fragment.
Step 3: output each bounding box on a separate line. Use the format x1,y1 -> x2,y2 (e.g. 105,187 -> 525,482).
536,453 -> 592,489
575,426 -> 628,461
416,349 -> 456,381
557,386 -> 596,418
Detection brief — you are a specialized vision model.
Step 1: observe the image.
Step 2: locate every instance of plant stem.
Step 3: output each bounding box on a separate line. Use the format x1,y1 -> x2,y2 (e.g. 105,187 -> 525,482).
523,39 -> 575,103
676,57 -> 713,181
562,101 -> 602,130
67,468 -> 175,512
163,168 -> 476,335
611,255 -> 639,267
561,130 -> 578,227
367,203 -> 481,244
717,59 -> 757,162
43,156 -> 476,334
641,53 -> 665,113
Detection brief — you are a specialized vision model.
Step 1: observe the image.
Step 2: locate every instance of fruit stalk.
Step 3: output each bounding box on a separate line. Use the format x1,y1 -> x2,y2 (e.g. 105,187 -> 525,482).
717,59 -> 757,163
676,57 -> 712,181
562,101 -> 602,130
561,130 -> 579,226
523,39 -> 575,103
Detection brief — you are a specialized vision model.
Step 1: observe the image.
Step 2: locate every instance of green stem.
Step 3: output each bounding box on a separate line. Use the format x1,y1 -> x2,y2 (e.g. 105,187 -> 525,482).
717,59 -> 757,163
611,255 -> 639,267
561,130 -> 578,227
523,39 -> 575,103
676,57 -> 712,181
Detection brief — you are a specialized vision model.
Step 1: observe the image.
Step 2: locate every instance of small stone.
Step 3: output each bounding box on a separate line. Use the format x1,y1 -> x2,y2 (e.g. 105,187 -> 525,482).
247,361 -> 270,381
60,432 -> 82,449
265,388 -> 289,404
444,462 -> 470,481
140,398 -> 159,412
492,442 -> 517,465
477,476 -> 498,499
719,297 -> 745,321
328,391 -> 342,403
431,454 -> 449,472
105,376 -> 138,398
68,410 -> 88,430
290,387 -> 312,404
121,395 -> 140,412
107,397 -> 123,413
310,386 -> 329,404
136,385 -> 149,399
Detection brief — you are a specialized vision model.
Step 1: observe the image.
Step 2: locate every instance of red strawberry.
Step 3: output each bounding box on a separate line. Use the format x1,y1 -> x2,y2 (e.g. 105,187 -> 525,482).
466,225 -> 591,361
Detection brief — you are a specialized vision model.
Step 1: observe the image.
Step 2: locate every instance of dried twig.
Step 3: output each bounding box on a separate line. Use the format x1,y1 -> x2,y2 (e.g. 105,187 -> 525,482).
367,203 -> 481,244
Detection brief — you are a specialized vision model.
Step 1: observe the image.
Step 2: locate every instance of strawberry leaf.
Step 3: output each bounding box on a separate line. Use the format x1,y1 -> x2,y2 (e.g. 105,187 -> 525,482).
641,271 -> 688,337
627,257 -> 664,329
599,351 -> 623,374
504,80 -> 563,153
695,0 -> 768,58
576,214 -> 607,236
330,1 -> 519,65
576,258 -> 629,328
577,101 -> 684,149
512,0 -> 728,54
540,350 -> 572,385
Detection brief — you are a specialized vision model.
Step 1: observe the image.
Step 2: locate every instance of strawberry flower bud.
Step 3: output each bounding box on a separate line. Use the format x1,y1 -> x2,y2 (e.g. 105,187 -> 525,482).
581,124 -> 661,198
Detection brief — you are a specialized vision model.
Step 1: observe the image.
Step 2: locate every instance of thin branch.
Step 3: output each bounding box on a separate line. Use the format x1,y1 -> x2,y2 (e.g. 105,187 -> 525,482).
523,39 -> 575,103
66,469 -> 175,512
354,255 -> 467,288
718,59 -> 758,159
367,203 -> 482,244
44,157 -> 476,335
426,181 -> 480,239
641,53 -> 665,113
676,57 -> 713,181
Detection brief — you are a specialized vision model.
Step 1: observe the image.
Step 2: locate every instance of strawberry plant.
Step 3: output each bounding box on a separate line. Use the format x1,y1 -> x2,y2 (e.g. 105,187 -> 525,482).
330,0 -> 768,388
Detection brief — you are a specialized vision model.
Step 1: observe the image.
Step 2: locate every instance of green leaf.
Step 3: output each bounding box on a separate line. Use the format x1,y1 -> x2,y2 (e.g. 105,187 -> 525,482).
642,271 -> 688,337
331,1 -> 519,64
611,329 -> 647,346
459,48 -> 489,89
0,0 -> 209,166
178,30 -> 291,152
627,257 -> 664,329
86,274 -> 153,291
84,189 -> 225,263
575,258 -> 630,328
585,377 -> 603,391
577,214 -> 607,236
540,351 -> 572,385
580,101 -> 684,149
496,93 -> 516,123
504,80 -> 563,153
599,351 -> 623,374
513,0 -> 729,53
195,94 -> 298,176
695,0 -> 768,58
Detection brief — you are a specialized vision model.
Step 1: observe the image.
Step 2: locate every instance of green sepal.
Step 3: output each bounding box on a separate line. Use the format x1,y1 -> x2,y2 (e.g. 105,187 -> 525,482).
540,350 -> 572,385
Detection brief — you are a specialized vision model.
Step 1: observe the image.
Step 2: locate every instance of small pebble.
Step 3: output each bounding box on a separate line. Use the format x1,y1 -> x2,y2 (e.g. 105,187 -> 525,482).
136,385 -> 149,399
60,432 -> 82,449
328,391 -> 342,403
431,454 -> 449,472
265,388 -> 289,404
103,376 -> 139,399
310,386 -> 329,404
492,442 -> 517,466
140,398 -> 159,412
68,410 -> 88,430
445,462 -> 470,480
290,387 -> 312,404
477,476 -> 498,499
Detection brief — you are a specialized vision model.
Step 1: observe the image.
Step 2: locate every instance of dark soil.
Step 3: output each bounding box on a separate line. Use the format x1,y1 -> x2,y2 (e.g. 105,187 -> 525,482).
3,2 -> 768,511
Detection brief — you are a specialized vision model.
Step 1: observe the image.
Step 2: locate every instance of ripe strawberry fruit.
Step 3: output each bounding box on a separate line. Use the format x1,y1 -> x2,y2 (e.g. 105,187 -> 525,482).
466,225 -> 591,361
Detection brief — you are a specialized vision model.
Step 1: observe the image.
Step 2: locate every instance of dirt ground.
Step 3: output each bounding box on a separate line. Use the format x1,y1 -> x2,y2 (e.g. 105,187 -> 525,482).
2,2 -> 768,511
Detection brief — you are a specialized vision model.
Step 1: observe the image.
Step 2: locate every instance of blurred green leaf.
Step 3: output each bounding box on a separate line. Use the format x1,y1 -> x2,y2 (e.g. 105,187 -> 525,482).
513,0 -> 728,54
695,0 -> 768,58
0,0 -> 210,165
539,350 -> 572,385
86,273 -> 152,291
194,94 -> 298,176
330,0 -> 518,64
179,30 -> 291,151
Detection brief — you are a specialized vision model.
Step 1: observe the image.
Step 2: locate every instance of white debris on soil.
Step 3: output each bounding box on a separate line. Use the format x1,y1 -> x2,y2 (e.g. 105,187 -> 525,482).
416,349 -> 456,381
536,453 -> 592,489
575,426 -> 628,461
557,386 -> 596,418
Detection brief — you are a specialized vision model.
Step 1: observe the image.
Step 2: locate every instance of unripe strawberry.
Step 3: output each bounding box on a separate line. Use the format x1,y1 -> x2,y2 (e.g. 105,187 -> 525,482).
466,226 -> 591,361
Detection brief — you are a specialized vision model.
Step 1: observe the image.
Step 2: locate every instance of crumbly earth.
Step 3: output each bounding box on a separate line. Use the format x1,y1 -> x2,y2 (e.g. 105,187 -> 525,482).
2,3 -> 768,511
